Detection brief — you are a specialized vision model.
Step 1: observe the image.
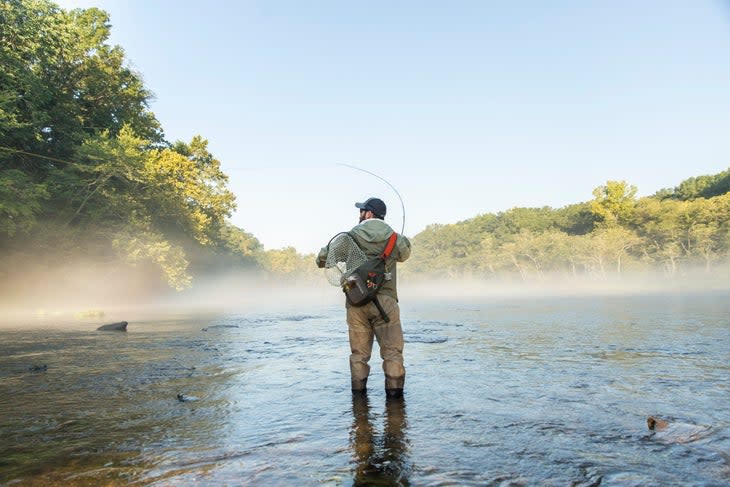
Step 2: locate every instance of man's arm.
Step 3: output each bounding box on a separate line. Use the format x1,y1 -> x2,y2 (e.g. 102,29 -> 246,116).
396,234 -> 411,262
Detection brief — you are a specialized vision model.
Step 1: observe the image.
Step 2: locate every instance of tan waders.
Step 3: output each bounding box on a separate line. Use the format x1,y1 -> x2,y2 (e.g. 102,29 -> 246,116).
347,294 -> 405,397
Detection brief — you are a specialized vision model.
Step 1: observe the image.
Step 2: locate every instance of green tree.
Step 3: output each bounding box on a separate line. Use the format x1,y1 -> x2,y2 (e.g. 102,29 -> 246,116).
580,227 -> 643,279
1,1 -> 259,292
591,180 -> 638,227
263,247 -> 317,280
490,206 -> 558,238
475,234 -> 498,277
0,169 -> 49,237
552,202 -> 596,235
1,1 -> 160,170
144,136 -> 236,245
665,168 -> 730,201
218,223 -> 263,260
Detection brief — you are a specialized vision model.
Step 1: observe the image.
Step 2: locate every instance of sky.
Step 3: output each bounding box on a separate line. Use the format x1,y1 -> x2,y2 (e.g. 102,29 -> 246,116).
56,0 -> 730,253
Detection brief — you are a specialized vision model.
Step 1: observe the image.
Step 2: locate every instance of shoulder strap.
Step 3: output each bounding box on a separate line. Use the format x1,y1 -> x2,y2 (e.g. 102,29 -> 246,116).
380,232 -> 398,259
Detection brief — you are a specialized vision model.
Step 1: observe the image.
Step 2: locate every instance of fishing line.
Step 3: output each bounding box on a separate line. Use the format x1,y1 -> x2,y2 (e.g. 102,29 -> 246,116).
337,163 -> 406,235
0,145 -> 84,167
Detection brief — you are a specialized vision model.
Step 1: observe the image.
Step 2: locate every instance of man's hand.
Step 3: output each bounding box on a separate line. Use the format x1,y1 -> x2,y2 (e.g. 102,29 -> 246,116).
316,248 -> 327,268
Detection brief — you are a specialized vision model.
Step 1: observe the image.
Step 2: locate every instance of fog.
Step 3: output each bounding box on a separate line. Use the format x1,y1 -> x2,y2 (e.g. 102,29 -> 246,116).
403,270 -> 730,301
3,254 -> 729,328
0,256 -> 338,327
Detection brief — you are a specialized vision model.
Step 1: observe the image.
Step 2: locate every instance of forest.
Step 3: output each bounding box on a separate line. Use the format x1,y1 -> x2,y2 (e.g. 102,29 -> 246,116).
2,0 -> 729,303
404,174 -> 730,282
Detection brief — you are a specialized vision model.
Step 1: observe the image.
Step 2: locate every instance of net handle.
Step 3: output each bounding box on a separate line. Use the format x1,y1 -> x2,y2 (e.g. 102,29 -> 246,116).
325,231 -> 351,251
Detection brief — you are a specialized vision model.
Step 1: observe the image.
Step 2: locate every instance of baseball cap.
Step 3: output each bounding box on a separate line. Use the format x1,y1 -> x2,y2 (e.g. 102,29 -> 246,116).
355,197 -> 387,218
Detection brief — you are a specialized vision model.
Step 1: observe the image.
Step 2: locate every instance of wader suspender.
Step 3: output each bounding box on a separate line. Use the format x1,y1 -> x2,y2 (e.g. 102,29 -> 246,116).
373,232 -> 399,323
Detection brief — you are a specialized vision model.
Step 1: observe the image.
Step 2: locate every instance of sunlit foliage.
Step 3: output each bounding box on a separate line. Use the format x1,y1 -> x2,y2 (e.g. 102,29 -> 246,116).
0,0 -> 249,290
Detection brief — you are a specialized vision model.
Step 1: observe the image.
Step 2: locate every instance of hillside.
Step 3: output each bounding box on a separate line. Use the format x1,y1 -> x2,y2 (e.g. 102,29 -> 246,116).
405,174 -> 730,280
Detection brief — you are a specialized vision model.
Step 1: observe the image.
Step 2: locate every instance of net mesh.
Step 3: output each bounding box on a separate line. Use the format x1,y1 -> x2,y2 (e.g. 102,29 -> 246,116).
323,232 -> 367,286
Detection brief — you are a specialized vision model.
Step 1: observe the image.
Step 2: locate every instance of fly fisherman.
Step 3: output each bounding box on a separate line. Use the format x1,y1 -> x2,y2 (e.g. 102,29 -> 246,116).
317,197 -> 411,398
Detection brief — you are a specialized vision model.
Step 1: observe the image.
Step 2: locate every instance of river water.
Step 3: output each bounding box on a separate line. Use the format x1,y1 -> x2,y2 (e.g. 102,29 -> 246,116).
1,290 -> 729,486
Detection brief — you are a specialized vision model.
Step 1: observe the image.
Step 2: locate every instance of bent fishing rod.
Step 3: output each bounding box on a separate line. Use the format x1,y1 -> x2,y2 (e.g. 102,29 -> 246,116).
337,163 -> 406,235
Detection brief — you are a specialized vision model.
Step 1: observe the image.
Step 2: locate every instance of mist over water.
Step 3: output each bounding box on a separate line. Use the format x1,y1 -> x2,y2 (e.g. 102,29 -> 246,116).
3,255 -> 730,325
1,280 -> 729,485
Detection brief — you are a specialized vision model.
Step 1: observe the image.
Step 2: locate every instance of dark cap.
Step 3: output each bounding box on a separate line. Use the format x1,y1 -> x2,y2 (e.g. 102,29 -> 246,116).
355,197 -> 386,218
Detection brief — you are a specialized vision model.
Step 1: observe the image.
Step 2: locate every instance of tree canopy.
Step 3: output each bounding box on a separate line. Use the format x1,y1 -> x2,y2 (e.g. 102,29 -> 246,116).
0,0 -> 265,292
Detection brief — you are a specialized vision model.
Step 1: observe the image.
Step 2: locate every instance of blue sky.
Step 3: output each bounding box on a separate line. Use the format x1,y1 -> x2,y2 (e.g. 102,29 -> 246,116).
57,1 -> 730,253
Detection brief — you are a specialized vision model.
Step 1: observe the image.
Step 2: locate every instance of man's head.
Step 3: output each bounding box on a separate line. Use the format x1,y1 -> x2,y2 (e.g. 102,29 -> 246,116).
355,197 -> 386,222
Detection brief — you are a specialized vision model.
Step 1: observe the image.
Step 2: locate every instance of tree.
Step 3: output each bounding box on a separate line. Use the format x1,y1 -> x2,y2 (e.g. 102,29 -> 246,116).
218,224 -> 263,260
0,1 -> 161,170
665,168 -> 730,201
112,229 -> 191,291
634,197 -> 687,275
582,227 -> 643,279
262,247 -> 317,280
475,234 -> 498,277
144,136 -> 236,245
591,180 -> 638,227
490,206 -> 559,238
0,1 -> 272,292
552,202 -> 597,235
0,169 -> 49,237
686,197 -> 728,271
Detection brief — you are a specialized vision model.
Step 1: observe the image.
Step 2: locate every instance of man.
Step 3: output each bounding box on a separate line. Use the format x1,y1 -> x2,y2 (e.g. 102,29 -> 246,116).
317,197 -> 411,398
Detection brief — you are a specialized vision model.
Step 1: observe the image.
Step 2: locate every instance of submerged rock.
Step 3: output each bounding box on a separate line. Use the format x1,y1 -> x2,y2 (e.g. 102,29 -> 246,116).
177,393 -> 199,402
647,415 -> 711,444
97,321 -> 128,332
406,335 -> 448,344
201,324 -> 240,331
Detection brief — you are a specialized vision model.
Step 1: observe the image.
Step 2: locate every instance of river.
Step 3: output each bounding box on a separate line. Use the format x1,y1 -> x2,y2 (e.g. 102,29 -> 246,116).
1,290 -> 729,485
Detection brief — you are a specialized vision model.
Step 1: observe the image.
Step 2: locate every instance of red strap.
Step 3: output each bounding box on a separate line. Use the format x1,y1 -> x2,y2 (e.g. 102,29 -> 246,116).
381,232 -> 398,259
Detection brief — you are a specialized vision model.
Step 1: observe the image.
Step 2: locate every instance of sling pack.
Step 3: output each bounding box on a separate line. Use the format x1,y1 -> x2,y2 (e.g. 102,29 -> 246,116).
343,232 -> 399,322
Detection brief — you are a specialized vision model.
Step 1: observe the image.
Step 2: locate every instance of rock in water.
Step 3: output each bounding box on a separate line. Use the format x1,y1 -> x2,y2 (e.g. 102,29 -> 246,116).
177,393 -> 199,402
647,415 -> 711,444
647,416 -> 669,431
97,321 -> 128,331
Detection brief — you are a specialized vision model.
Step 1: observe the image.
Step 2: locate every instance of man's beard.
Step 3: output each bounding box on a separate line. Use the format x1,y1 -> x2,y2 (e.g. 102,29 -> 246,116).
359,214 -> 366,223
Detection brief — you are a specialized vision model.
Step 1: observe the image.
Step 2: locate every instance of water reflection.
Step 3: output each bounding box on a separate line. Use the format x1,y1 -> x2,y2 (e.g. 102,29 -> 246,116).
350,394 -> 411,486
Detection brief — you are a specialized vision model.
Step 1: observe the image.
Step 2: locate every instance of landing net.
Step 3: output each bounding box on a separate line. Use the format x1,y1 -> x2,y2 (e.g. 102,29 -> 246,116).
323,232 -> 367,286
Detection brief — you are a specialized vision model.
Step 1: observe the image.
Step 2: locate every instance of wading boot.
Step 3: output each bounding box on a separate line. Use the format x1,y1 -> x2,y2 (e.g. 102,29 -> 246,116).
385,388 -> 403,399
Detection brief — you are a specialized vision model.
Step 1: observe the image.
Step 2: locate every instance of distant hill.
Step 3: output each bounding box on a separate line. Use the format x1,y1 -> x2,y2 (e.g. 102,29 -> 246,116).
405,169 -> 730,281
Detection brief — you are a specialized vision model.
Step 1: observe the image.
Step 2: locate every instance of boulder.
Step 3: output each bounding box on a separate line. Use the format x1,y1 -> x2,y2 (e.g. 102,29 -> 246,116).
647,415 -> 711,444
177,393 -> 199,402
97,321 -> 128,331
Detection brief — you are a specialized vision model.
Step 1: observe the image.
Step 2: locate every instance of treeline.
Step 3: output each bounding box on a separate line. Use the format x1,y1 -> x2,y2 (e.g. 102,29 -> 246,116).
0,0 -> 311,295
404,176 -> 730,281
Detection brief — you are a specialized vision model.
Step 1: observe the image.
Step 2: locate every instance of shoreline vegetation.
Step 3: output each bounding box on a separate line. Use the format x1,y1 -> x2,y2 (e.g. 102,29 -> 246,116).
2,0 -> 730,315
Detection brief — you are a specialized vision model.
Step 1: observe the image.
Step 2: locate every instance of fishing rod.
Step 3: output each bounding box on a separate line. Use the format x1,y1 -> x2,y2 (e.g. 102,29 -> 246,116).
337,163 -> 406,235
